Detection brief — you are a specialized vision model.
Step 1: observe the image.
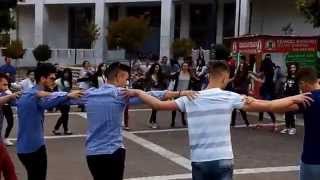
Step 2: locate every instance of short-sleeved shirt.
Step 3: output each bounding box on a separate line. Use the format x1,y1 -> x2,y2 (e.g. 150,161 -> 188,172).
175,88 -> 245,162
299,90 -> 320,164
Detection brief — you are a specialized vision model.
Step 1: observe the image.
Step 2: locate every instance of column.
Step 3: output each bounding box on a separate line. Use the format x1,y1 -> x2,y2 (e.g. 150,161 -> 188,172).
34,0 -> 48,46
160,0 -> 173,59
216,0 -> 224,43
170,3 -> 175,43
118,5 -> 126,20
95,0 -> 108,64
235,0 -> 250,37
180,2 -> 190,39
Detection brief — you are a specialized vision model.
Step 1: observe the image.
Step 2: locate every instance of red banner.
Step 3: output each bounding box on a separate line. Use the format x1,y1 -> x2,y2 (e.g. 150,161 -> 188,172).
231,36 -> 319,54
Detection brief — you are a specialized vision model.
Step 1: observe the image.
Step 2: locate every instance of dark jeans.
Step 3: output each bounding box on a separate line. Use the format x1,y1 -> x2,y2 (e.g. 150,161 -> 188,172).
87,148 -> 126,180
54,105 -> 70,132
231,109 -> 249,126
300,161 -> 320,180
259,112 -> 276,123
17,145 -> 47,180
171,111 -> 186,127
285,112 -> 296,128
149,110 -> 157,124
3,105 -> 14,138
192,159 -> 233,180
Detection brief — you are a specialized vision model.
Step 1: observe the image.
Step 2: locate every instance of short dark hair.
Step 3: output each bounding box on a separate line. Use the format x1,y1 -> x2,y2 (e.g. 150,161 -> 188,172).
26,69 -> 34,76
208,60 -> 230,77
297,68 -> 318,84
35,63 -> 57,83
106,62 -> 131,80
0,73 -> 9,82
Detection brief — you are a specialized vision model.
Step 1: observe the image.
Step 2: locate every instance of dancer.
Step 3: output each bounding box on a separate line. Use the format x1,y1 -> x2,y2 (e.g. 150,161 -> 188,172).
74,62 -> 195,180
127,61 -> 311,180
16,63 -> 83,180
0,73 -> 20,180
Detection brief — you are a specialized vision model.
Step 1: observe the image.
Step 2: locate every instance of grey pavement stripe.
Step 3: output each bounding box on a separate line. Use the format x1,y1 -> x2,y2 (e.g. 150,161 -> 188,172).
125,166 -> 300,180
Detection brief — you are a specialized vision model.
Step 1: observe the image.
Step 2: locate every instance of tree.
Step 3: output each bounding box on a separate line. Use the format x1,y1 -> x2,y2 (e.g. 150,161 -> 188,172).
107,16 -> 151,55
171,39 -> 194,59
33,44 -> 52,63
81,21 -> 100,48
297,0 -> 320,28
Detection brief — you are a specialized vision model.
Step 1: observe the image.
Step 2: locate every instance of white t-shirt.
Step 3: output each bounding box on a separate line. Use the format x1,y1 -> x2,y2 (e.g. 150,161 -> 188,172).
175,88 -> 245,162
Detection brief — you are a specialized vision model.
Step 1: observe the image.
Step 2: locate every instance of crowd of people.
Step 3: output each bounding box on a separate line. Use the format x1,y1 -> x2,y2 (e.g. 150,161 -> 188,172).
0,52 -> 318,180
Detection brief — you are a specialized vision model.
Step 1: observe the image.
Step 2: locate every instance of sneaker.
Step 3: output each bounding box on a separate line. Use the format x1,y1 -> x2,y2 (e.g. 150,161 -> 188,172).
124,126 -> 131,131
280,128 -> 289,134
289,128 -> 297,135
52,130 -> 62,135
3,138 -> 13,146
152,123 -> 158,129
64,131 -> 73,135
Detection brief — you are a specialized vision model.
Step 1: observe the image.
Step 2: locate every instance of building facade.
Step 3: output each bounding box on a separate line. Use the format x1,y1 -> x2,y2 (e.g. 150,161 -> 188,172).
6,0 -> 320,66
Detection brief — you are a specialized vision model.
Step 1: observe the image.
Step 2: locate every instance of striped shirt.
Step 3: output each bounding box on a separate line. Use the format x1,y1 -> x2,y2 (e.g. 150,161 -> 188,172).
175,88 -> 245,162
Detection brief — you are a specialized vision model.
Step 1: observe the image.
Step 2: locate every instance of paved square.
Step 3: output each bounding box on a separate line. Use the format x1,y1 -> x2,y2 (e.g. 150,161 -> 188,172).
5,109 -> 304,180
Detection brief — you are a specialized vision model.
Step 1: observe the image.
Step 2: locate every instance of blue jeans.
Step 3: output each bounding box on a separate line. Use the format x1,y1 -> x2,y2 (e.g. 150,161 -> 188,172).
300,162 -> 320,180
192,159 -> 233,180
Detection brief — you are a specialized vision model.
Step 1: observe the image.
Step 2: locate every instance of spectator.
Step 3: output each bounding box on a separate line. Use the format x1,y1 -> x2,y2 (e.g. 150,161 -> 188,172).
52,68 -> 74,135
91,63 -> 107,88
280,63 -> 300,135
195,57 -> 208,91
170,62 -> 194,127
19,70 -> 35,91
230,60 -> 250,127
0,57 -> 16,83
145,63 -> 167,129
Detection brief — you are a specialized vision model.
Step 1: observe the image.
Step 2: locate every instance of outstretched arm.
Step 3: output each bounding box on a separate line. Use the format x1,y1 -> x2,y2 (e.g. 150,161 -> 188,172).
242,94 -> 313,113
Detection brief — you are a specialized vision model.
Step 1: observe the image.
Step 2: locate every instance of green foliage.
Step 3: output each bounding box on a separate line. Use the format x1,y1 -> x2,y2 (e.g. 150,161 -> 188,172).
82,21 -> 100,47
297,0 -> 320,28
108,16 -> 151,53
32,44 -> 52,62
171,39 -> 194,58
2,39 -> 25,59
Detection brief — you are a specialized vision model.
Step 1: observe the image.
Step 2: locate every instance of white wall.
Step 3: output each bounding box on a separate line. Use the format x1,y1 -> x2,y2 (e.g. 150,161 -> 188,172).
47,5 -> 69,48
18,6 -> 35,48
251,0 -> 320,35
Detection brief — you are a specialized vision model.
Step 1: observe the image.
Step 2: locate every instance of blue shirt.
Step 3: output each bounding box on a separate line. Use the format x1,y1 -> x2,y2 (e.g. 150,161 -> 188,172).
77,84 -> 165,155
16,86 -> 69,154
299,90 -> 320,164
0,64 -> 16,82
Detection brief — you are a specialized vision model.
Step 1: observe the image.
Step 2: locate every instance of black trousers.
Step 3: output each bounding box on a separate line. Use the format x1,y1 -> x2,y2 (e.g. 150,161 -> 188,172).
285,112 -> 296,128
171,111 -> 186,126
3,104 -> 14,138
149,110 -> 157,124
87,148 -> 126,180
54,105 -> 71,132
231,109 -> 249,126
17,145 -> 47,180
259,112 -> 276,123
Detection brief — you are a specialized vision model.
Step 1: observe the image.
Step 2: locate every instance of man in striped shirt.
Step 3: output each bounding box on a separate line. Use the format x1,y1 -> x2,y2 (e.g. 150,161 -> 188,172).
127,61 -> 312,180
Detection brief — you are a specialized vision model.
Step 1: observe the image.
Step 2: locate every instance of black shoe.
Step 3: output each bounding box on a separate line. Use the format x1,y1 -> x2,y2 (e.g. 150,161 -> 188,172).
52,130 -> 61,135
64,131 -> 73,135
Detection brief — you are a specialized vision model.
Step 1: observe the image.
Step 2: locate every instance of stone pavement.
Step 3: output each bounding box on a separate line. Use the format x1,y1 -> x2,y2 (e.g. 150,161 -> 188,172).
4,109 -> 305,180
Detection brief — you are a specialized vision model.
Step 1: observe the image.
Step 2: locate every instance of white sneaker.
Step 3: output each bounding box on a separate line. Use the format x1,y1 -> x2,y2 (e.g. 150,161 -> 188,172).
3,138 -> 14,146
289,128 -> 296,135
152,123 -> 158,129
280,128 -> 289,134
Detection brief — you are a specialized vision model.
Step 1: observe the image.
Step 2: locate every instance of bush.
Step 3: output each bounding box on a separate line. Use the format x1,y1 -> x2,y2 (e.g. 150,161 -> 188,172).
171,39 -> 194,59
2,39 -> 25,59
33,44 -> 52,62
